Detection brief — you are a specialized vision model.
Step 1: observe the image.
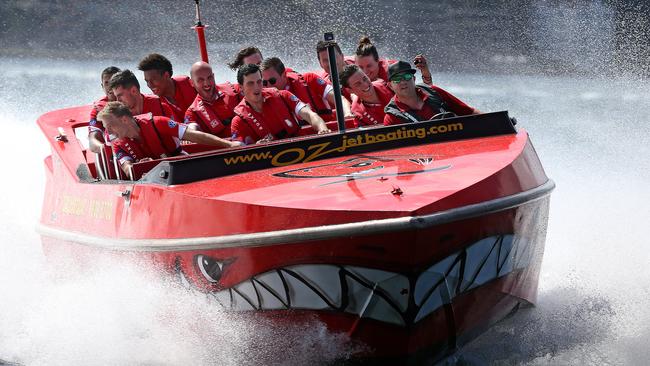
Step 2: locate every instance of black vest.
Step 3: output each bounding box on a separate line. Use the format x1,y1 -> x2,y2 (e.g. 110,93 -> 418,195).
384,84 -> 451,124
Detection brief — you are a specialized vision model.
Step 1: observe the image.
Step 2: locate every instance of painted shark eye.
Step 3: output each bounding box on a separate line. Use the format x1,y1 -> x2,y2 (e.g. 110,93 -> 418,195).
195,254 -> 223,283
349,161 -> 372,168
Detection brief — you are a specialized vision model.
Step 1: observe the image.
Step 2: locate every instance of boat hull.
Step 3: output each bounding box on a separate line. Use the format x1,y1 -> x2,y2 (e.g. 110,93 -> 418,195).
37,108 -> 553,362
40,186 -> 551,363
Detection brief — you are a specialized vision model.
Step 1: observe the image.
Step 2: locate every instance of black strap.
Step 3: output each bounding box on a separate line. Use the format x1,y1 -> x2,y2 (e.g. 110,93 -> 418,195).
384,85 -> 449,124
417,84 -> 449,114
276,91 -> 301,134
297,74 -> 332,116
149,115 -> 182,157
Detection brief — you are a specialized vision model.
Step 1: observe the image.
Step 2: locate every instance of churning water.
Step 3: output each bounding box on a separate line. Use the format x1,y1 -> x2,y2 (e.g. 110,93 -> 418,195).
1,1 -> 649,365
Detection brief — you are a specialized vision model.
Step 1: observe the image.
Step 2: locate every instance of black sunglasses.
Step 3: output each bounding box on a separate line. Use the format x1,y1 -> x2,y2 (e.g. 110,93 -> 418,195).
262,77 -> 277,86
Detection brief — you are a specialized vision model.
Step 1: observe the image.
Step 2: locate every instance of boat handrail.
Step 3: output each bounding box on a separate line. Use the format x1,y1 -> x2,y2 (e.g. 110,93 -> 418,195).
94,150 -> 108,180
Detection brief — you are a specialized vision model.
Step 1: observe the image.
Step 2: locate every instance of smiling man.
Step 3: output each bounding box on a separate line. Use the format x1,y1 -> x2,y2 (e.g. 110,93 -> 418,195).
138,53 -> 197,122
340,64 -> 394,128
231,63 -> 331,145
184,61 -> 242,138
383,61 -> 480,126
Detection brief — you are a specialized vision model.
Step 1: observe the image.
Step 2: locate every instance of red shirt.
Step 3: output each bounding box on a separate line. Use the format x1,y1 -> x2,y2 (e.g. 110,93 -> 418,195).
141,93 -> 175,119
375,58 -> 397,82
231,89 -> 307,144
351,80 -> 394,127
314,56 -> 356,80
184,82 -> 242,138
88,96 -> 109,135
383,84 -> 474,126
88,94 -> 172,133
112,114 -> 187,164
313,56 -> 355,101
285,72 -> 333,119
163,75 -> 198,122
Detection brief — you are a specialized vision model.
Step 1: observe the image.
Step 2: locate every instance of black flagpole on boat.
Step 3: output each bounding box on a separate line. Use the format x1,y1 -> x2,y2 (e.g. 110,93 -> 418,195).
192,0 -> 209,62
324,32 -> 346,133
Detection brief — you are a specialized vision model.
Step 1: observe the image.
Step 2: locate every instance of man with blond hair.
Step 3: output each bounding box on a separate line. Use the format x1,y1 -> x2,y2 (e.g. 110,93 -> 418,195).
98,101 -> 240,178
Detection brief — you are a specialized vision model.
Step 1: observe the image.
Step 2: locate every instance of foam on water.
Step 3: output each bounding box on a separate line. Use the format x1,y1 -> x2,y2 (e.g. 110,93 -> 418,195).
2,1 -> 650,362
2,62 -> 648,364
0,59 -> 357,366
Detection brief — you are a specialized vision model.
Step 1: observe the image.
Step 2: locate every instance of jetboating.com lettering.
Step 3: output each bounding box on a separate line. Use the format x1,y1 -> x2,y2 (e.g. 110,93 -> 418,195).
223,122 -> 464,167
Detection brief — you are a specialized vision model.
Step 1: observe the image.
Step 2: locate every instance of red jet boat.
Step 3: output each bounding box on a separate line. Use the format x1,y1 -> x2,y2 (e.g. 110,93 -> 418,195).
38,106 -> 553,363
36,4 -> 554,363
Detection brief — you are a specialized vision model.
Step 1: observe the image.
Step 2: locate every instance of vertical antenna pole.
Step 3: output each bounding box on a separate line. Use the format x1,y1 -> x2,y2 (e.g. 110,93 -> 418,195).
192,0 -> 209,63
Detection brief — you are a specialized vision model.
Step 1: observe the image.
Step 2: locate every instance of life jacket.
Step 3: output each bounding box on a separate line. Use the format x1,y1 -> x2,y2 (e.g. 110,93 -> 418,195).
352,80 -> 394,127
233,89 -> 300,141
286,72 -> 332,118
172,75 -> 197,108
142,94 -> 173,118
383,84 -> 450,124
375,58 -> 397,82
115,114 -> 182,160
187,82 -> 241,137
88,96 -> 109,132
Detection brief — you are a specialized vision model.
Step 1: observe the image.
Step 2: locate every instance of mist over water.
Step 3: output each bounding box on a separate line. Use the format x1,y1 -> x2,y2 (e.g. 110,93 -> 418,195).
1,1 -> 650,365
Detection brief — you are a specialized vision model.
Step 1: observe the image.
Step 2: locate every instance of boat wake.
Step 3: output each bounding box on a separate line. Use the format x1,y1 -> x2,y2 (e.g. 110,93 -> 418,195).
0,123 -> 356,366
2,57 -> 650,364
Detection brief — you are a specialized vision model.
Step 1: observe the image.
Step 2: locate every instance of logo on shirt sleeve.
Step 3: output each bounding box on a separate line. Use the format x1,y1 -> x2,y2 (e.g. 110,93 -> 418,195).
89,119 -> 97,126
168,120 -> 178,128
290,95 -> 299,102
317,78 -> 326,85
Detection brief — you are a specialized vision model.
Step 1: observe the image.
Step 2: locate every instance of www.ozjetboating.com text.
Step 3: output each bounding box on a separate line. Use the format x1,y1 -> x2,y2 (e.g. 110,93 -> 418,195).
223,122 -> 464,167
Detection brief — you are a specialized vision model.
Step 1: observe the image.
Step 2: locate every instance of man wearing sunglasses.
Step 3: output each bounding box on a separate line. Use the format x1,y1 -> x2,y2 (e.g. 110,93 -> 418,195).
383,61 -> 480,126
184,61 -> 242,139
231,64 -> 331,145
260,57 -> 352,122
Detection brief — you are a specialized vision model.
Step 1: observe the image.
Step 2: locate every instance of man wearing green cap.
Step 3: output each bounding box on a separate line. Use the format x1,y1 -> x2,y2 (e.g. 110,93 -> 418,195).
383,60 -> 480,126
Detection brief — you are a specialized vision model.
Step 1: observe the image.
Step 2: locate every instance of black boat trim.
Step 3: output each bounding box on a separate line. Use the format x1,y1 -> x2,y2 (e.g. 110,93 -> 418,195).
140,111 -> 517,185
36,179 -> 554,252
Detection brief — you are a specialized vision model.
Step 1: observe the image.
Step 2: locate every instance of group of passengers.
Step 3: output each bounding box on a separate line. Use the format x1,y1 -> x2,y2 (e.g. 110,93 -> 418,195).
91,36 -> 479,178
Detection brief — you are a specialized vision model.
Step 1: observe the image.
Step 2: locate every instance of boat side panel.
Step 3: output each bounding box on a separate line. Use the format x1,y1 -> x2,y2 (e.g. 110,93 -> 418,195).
40,192 -> 550,361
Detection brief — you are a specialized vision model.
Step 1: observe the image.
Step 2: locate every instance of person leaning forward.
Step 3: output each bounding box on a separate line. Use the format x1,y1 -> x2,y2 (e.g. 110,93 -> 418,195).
383,61 -> 480,126
231,64 -> 331,145
97,101 -> 240,178
109,69 -> 175,118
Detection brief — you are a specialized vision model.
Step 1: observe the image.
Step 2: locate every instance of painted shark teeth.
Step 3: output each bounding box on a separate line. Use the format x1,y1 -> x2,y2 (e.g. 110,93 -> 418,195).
178,233 -> 534,326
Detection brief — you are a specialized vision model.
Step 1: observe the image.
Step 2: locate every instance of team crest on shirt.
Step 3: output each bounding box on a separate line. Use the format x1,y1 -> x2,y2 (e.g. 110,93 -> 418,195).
89,119 -> 97,126
290,95 -> 299,102
316,78 -> 326,85
210,120 -> 219,128
168,120 -> 177,128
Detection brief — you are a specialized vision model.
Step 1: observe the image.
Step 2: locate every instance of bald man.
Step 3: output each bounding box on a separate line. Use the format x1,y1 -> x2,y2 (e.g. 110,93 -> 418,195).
184,61 -> 243,138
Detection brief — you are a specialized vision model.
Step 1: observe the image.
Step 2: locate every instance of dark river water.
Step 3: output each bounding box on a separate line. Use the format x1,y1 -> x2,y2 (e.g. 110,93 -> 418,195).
1,1 -> 649,365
